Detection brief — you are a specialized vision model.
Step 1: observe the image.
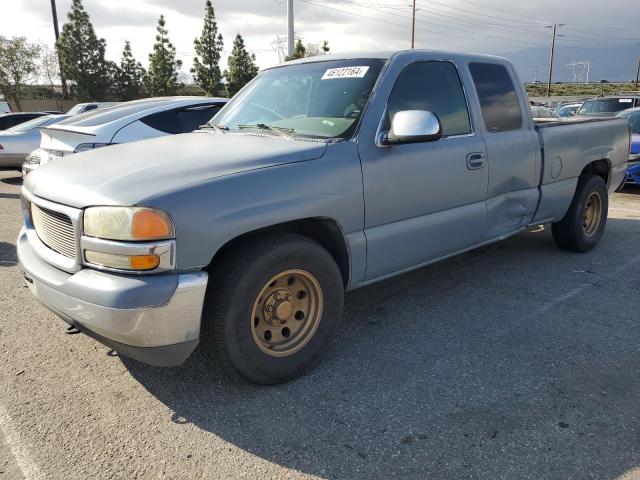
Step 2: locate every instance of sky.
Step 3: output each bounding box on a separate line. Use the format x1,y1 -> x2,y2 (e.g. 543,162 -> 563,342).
4,0 -> 639,81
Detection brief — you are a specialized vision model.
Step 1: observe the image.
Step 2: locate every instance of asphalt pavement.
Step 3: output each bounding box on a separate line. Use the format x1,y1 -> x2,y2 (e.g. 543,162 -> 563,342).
1,168 -> 640,480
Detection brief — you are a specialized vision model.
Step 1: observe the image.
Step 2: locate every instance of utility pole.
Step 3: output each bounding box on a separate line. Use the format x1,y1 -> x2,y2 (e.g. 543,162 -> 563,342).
49,0 -> 68,98
411,0 -> 416,49
287,0 -> 295,58
545,23 -> 565,97
635,52 -> 639,91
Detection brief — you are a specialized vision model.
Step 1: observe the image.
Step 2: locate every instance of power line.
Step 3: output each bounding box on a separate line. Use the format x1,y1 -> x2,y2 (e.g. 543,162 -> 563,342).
307,0 -> 636,47
306,0 -> 543,47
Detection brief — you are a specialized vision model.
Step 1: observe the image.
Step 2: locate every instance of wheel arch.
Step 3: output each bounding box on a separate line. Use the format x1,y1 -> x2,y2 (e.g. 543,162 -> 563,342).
204,217 -> 351,288
581,158 -> 611,186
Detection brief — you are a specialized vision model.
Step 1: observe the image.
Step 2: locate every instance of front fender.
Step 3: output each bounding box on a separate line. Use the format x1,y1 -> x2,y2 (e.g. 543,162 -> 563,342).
145,143 -> 365,271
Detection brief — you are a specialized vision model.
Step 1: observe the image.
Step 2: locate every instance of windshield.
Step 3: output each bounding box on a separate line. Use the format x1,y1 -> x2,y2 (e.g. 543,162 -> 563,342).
577,100 -> 594,115
214,58 -> 386,139
67,104 -> 90,115
618,111 -> 640,133
6,115 -> 58,133
591,98 -> 635,113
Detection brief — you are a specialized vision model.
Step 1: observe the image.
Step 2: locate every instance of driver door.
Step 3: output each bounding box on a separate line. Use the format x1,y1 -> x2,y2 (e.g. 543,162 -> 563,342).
358,59 -> 489,281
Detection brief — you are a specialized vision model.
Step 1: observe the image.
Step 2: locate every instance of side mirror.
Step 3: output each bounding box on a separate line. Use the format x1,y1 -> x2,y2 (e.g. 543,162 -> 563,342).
380,110 -> 443,145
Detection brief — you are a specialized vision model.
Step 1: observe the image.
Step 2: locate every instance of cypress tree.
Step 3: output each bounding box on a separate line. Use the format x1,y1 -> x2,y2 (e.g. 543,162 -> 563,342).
114,41 -> 146,100
146,15 -> 182,96
285,39 -> 306,61
56,0 -> 113,101
192,0 -> 224,96
224,34 -> 259,97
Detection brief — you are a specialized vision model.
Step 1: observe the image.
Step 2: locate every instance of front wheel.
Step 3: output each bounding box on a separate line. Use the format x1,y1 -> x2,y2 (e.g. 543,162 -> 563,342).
551,174 -> 608,252
201,233 -> 344,385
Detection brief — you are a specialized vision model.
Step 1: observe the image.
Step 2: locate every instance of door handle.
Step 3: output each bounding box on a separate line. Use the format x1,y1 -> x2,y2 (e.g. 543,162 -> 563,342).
466,152 -> 486,170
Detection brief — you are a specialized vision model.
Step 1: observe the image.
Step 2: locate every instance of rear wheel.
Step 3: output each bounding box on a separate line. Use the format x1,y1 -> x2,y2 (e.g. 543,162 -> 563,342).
201,233 -> 344,384
551,174 -> 608,252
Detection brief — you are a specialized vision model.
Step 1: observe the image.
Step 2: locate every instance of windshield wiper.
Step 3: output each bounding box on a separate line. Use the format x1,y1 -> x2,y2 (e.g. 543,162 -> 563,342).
200,122 -> 228,133
237,123 -> 294,139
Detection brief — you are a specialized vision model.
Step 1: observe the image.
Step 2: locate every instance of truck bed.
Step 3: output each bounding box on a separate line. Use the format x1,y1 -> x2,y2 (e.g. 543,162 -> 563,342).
532,116 -> 629,223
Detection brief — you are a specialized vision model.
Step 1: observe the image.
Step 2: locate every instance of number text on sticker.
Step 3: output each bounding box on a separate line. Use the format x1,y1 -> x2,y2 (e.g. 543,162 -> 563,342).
321,66 -> 370,80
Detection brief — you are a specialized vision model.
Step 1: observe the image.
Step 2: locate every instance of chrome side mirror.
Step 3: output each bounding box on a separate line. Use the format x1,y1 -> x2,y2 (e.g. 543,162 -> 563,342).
379,110 -> 443,146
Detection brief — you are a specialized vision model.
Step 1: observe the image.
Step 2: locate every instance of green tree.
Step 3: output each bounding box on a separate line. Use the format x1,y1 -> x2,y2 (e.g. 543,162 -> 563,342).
284,39 -> 306,61
114,41 -> 146,100
0,36 -> 40,111
146,15 -> 182,96
191,0 -> 224,96
322,40 -> 330,54
224,34 -> 259,97
56,0 -> 113,101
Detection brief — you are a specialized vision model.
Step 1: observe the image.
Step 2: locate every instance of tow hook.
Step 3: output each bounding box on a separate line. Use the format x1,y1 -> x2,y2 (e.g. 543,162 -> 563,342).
65,325 -> 81,335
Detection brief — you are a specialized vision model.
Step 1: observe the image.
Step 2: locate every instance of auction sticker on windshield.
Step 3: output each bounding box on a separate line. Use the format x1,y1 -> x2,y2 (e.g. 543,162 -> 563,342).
322,66 -> 370,80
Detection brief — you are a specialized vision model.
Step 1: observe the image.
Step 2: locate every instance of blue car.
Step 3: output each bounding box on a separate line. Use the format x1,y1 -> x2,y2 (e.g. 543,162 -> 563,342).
617,108 -> 640,184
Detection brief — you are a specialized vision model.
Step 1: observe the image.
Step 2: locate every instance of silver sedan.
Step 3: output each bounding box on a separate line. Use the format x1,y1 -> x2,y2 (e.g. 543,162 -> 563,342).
0,114 -> 68,169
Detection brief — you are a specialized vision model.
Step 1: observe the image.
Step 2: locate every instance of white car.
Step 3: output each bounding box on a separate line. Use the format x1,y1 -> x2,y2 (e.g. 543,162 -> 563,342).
25,97 -> 227,174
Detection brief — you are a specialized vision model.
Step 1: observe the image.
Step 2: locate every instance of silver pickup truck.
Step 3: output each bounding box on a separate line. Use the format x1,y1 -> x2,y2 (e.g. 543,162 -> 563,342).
18,50 -> 630,384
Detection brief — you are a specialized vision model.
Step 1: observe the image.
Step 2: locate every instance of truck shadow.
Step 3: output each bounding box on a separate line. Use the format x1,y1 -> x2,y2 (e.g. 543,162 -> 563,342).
123,218 -> 640,479
0,172 -> 22,186
0,241 -> 18,267
620,184 -> 640,196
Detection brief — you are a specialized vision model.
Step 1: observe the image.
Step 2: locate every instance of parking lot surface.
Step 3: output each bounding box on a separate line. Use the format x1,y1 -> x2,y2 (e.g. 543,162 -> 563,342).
1,169 -> 639,480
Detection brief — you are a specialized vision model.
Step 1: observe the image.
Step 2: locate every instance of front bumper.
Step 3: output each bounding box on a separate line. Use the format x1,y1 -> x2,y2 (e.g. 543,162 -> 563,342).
17,227 -> 208,366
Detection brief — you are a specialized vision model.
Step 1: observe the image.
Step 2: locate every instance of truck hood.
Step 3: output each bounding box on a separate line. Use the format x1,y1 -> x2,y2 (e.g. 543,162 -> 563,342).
24,131 -> 327,208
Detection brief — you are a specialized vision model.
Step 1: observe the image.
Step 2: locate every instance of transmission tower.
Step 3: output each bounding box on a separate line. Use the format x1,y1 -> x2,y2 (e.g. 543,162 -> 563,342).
272,35 -> 288,63
566,60 -> 594,83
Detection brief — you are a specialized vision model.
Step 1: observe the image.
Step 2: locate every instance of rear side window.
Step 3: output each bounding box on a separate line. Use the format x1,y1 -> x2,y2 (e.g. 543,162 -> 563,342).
387,61 -> 471,137
177,104 -> 223,132
141,104 -> 223,134
469,62 -> 523,132
0,114 -> 38,129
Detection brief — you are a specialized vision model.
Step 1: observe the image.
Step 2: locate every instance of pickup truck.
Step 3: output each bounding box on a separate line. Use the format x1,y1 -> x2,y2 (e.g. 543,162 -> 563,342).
18,50 -> 630,384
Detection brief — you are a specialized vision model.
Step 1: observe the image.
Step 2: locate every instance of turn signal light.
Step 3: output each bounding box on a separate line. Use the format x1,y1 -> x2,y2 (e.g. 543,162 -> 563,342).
85,250 -> 160,271
131,209 -> 173,240
129,254 -> 161,270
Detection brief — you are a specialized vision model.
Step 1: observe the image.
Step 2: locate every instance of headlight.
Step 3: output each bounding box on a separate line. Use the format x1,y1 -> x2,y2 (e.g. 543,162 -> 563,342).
83,206 -> 174,241
74,143 -> 111,153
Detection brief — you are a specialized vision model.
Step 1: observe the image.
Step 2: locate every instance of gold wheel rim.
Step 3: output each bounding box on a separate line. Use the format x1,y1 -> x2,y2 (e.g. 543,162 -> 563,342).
583,191 -> 603,237
250,269 -> 323,357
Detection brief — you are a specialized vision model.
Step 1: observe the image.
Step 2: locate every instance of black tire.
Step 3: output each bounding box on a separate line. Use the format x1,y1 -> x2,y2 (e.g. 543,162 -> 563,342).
551,174 -> 608,252
201,233 -> 344,385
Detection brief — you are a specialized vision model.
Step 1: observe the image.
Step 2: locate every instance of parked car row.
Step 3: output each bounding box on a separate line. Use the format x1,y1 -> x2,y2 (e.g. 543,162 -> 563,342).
22,97 -> 226,175
529,94 -> 640,186
0,97 -> 227,175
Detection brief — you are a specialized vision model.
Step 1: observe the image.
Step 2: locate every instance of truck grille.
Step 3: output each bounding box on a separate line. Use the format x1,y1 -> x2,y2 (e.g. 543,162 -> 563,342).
30,203 -> 77,259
